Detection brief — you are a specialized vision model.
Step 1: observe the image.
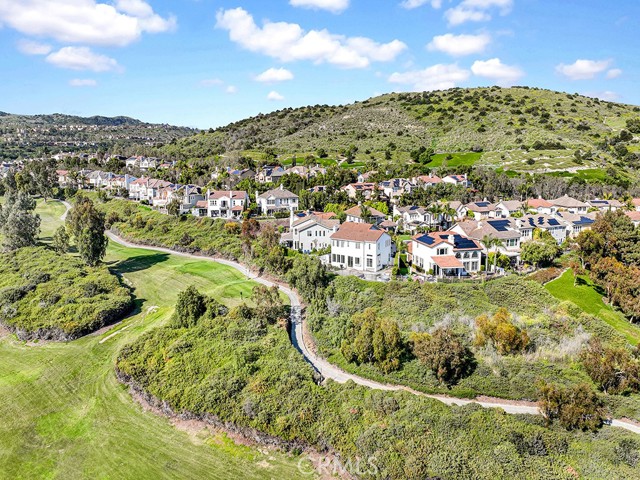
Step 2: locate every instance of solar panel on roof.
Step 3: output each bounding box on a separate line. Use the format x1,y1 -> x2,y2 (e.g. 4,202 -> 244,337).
548,219 -> 560,226
477,202 -> 490,207
489,220 -> 510,231
454,236 -> 478,249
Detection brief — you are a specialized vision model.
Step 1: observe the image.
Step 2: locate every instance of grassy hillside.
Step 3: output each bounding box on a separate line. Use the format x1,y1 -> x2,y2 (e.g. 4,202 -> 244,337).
0,247 -> 133,340
161,87 -> 640,175
0,241 -> 309,479
308,275 -> 640,421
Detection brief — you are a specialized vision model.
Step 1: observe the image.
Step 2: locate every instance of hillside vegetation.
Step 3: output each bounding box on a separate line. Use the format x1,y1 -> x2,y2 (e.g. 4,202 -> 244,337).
160,87 -> 640,172
116,283 -> 640,479
0,247 -> 133,340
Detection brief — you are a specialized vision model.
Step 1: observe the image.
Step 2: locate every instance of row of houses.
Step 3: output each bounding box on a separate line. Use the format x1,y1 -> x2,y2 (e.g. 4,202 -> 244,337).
341,173 -> 471,203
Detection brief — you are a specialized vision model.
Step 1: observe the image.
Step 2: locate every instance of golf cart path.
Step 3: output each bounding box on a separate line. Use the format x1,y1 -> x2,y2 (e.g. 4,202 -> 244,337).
105,230 -> 640,436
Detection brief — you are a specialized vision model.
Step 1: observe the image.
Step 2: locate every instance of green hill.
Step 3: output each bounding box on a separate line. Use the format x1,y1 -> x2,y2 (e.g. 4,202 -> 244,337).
161,86 -> 640,177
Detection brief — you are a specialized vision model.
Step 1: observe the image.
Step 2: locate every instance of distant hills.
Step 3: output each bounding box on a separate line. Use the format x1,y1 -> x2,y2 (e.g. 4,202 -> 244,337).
0,112 -> 196,160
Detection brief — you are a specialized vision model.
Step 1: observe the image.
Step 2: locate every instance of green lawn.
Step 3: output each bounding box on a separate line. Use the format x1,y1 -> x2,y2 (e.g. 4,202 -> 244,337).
0,240 -> 305,479
36,199 -> 67,240
428,152 -> 483,167
545,269 -> 640,345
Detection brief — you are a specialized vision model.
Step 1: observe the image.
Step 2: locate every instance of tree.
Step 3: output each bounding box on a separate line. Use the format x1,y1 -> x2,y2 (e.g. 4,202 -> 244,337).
66,195 -> 108,266
520,230 -> 561,268
411,328 -> 475,386
475,308 -> 529,355
286,255 -> 331,302
25,158 -> 57,202
537,381 -> 606,432
0,191 -> 41,251
341,308 -> 404,372
581,339 -> 640,394
172,286 -> 207,328
251,284 -> 285,325
481,235 -> 502,272
52,226 -> 70,254
167,197 -> 182,217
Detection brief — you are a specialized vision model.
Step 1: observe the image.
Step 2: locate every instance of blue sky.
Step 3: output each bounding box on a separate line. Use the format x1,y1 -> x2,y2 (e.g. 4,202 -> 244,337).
0,0 -> 637,128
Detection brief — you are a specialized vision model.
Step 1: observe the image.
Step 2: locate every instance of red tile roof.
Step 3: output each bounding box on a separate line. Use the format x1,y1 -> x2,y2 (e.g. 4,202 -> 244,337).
330,222 -> 386,242
527,198 -> 552,208
432,255 -> 464,269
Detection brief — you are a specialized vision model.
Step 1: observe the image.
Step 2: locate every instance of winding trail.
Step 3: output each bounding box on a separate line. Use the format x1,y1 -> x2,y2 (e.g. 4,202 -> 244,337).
104,230 -> 640,436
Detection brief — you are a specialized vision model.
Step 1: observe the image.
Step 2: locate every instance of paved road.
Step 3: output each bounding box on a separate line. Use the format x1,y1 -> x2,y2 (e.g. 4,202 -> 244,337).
105,231 -> 640,435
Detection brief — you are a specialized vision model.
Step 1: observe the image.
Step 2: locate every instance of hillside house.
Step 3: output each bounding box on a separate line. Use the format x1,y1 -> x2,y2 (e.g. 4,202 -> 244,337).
410,231 -> 482,278
257,186 -> 299,215
330,222 -> 393,272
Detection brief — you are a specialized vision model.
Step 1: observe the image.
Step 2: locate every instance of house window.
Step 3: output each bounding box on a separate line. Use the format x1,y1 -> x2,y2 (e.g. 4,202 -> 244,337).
355,258 -> 360,265
471,262 -> 479,271
308,231 -> 312,237
366,258 -> 373,268
355,242 -> 360,249
437,248 -> 447,255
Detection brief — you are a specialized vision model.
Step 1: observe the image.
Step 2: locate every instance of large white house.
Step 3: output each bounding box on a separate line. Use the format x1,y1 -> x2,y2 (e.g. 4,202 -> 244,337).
410,231 -> 482,278
256,186 -> 299,215
284,214 -> 340,252
202,190 -> 250,219
330,222 -> 393,272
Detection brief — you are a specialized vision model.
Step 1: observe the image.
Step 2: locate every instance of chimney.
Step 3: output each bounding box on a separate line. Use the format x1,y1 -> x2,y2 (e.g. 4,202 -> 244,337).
448,234 -> 454,244
289,207 -> 295,228
280,184 -> 284,190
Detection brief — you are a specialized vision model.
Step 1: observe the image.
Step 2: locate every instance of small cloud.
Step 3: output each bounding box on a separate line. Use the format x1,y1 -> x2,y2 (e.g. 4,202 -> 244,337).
556,59 -> 612,80
606,68 -> 622,79
46,46 -> 122,72
445,6 -> 491,26
388,63 -> 470,91
444,0 -> 512,26
200,78 -> 224,87
255,68 -> 294,83
17,39 -> 52,56
427,33 -> 491,57
289,0 -> 349,13
471,57 -> 524,85
267,90 -> 285,101
400,0 -> 443,9
226,85 -> 238,94
69,79 -> 97,87
589,91 -> 620,102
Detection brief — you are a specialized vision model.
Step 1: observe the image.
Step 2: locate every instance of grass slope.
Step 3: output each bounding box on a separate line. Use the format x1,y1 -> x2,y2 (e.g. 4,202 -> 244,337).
545,269 -> 640,346
0,241 -> 306,479
161,87 -> 639,174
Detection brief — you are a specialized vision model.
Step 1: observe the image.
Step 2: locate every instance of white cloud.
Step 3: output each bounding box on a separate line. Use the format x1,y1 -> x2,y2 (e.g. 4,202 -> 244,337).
445,6 -> 490,25
427,33 -> 490,56
69,78 -> 97,87
388,63 -> 470,91
46,46 -> 121,72
0,0 -> 176,48
555,59 -> 612,80
589,91 -> 619,102
606,68 -> 622,79
226,85 -> 238,94
267,90 -> 285,101
289,0 -> 349,13
255,67 -> 294,83
215,7 -> 406,69
17,39 -> 52,55
444,0 -> 512,26
400,0 -> 443,9
471,58 -> 523,85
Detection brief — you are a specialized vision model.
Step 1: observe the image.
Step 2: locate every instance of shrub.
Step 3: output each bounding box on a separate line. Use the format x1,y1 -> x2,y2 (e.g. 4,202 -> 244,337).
475,308 -> 529,355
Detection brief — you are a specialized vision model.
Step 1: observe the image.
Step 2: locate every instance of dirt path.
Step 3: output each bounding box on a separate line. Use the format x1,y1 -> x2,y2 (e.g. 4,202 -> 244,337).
105,231 -> 640,435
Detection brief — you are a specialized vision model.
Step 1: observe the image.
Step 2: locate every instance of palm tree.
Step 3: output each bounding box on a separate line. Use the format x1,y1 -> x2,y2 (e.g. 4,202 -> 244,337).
481,235 -> 502,273
426,203 -> 442,230
441,205 -> 457,229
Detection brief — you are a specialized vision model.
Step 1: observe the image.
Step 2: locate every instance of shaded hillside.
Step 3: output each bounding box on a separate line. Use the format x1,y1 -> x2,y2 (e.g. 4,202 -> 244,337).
0,113 -> 196,160
161,86 -> 640,161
